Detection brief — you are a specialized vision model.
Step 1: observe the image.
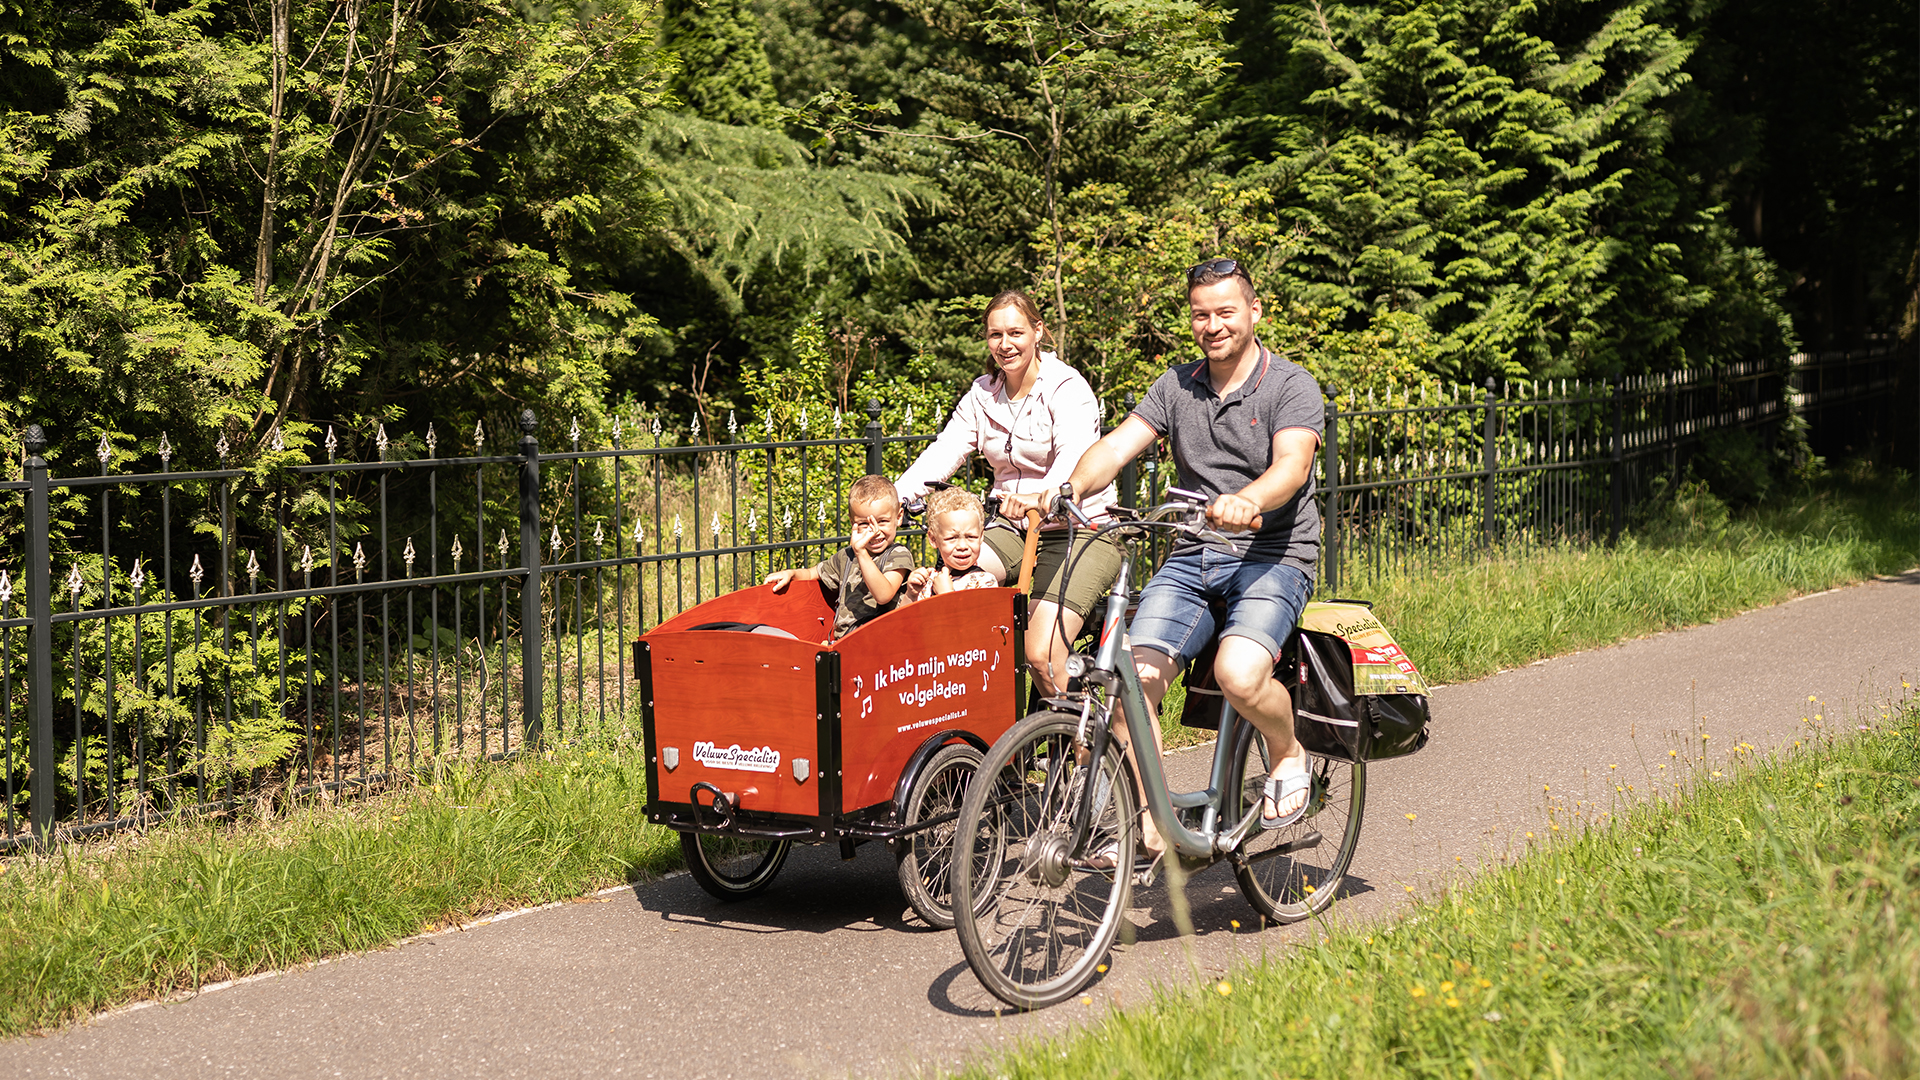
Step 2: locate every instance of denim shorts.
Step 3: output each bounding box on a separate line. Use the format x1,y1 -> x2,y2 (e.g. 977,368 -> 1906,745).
1129,548 -> 1314,665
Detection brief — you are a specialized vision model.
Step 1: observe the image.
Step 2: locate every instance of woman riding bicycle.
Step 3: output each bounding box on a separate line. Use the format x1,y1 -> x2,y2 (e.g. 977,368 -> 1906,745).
896,289 -> 1123,696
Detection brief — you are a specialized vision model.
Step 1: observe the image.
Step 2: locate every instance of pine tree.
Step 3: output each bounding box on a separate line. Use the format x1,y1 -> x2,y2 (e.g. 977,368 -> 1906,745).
662,0 -> 780,127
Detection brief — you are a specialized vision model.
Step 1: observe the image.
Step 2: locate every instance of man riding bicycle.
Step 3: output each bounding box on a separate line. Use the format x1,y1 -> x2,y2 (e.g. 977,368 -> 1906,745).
1008,257 -> 1325,862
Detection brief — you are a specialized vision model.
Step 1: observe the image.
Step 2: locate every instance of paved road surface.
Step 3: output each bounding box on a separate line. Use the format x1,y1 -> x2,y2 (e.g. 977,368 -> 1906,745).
6,571 -> 1916,1079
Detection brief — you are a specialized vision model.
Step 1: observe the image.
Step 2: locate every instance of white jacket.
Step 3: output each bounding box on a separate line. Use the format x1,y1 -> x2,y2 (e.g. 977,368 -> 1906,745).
897,353 -> 1118,527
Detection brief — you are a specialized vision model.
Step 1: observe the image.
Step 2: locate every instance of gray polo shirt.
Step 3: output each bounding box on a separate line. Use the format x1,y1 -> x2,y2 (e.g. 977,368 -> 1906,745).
1130,346 -> 1324,568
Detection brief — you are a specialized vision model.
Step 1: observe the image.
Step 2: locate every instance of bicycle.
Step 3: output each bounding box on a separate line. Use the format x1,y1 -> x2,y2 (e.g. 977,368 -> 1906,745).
949,494 -> 1367,1010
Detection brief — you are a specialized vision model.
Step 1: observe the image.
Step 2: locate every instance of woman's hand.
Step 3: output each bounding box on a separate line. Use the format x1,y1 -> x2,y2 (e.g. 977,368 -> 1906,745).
999,490 -> 1049,525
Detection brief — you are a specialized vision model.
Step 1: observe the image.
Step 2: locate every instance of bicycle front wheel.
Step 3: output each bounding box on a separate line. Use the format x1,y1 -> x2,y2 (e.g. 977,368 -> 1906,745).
951,710 -> 1135,1010
1231,721 -> 1366,923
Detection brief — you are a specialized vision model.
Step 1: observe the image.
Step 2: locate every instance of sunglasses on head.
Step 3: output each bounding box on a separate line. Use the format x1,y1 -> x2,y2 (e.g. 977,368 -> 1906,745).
1187,257 -> 1254,288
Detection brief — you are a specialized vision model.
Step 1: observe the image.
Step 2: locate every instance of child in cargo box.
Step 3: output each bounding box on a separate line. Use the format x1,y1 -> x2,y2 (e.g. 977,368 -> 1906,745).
901,487 -> 998,605
765,475 -> 914,639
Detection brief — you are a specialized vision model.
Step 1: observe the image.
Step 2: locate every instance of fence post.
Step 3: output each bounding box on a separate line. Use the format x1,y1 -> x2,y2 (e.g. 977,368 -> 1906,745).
1322,396 -> 1341,596
1609,375 -> 1624,547
1480,377 -> 1497,547
518,408 -> 544,746
23,426 -> 55,842
1116,393 -> 1139,505
863,399 -> 884,477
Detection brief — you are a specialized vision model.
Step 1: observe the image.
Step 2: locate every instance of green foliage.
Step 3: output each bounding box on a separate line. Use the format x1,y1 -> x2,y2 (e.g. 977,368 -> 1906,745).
963,700 -> 1920,1078
0,0 -> 676,475
638,113 -> 928,316
1233,0 -> 1794,380
664,0 -> 780,126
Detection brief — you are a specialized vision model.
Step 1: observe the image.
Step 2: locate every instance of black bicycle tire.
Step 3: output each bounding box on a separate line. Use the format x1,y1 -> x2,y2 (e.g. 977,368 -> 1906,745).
951,710 -> 1135,1010
1229,720 -> 1366,922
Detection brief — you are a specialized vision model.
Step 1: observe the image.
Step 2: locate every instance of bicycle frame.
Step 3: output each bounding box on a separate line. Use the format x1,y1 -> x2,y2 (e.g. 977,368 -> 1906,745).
1079,543 -> 1269,862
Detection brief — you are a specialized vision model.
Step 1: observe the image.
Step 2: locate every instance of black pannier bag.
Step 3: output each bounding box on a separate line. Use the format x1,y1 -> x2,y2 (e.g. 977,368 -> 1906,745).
1180,600 -> 1431,763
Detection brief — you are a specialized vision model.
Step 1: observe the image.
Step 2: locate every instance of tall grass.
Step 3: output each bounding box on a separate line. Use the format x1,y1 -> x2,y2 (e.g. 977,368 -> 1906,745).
0,728 -> 677,1035
1357,470 -> 1919,687
964,690 -> 1920,1079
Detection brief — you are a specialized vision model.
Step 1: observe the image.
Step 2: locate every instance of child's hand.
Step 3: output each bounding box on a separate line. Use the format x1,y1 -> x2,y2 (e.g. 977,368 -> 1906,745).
851,519 -> 882,552
902,566 -> 935,604
764,568 -> 797,592
930,566 -> 955,595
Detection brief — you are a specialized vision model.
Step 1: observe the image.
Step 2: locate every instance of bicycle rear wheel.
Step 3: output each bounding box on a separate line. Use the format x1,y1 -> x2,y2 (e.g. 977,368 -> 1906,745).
1231,721 -> 1365,922
951,710 -> 1135,1010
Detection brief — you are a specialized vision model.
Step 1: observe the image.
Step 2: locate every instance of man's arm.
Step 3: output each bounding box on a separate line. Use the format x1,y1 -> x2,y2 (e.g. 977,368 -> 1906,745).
1209,428 -> 1320,531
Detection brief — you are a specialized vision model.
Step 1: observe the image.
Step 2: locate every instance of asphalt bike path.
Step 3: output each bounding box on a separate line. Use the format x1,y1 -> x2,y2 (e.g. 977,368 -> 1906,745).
7,571 -> 1916,1079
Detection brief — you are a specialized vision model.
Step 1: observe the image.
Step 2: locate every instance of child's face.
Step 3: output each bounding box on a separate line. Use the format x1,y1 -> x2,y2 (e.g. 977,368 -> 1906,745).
931,509 -> 984,571
848,495 -> 902,553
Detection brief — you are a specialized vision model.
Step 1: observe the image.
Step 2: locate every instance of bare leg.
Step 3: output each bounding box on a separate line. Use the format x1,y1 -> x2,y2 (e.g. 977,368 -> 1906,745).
978,542 -> 1009,583
1212,635 -> 1307,819
1025,600 -> 1084,698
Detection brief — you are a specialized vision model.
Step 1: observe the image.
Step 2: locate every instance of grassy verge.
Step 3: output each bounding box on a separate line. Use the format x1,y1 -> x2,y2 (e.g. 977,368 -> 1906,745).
967,691 -> 1920,1079
1153,468 -> 1919,751
1373,470 -> 1920,687
0,729 -> 678,1035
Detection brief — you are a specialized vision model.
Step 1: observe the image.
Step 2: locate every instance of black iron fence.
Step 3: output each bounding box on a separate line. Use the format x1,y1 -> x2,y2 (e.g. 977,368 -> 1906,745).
1,344 -> 1910,846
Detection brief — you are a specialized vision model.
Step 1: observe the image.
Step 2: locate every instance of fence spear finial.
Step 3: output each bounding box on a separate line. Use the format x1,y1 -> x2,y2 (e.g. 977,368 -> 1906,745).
404,538 -> 416,576
324,426 -> 337,460
190,554 -> 204,590
271,425 -> 284,453
158,432 -> 172,464
498,530 -> 510,563
375,423 -> 389,462
550,525 -> 562,555
474,419 -> 486,451
97,434 -> 111,469
451,535 -> 464,570
425,423 -> 437,458
67,563 -> 84,596
0,570 -> 10,607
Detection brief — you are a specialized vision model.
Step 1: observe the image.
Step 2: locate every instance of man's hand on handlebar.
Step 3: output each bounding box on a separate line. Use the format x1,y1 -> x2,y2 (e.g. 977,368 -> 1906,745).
1207,492 -> 1265,533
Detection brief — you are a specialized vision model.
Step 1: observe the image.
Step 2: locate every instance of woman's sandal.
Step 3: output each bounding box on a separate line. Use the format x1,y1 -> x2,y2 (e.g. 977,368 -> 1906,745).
1261,760 -> 1313,830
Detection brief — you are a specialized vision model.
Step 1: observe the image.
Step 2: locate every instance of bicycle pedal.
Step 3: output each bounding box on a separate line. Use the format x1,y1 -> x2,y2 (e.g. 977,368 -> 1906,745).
1130,857 -> 1160,888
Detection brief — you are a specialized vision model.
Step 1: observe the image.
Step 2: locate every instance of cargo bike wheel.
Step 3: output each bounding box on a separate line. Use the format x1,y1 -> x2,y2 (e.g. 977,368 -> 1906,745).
896,742 -> 992,929
951,711 -> 1136,1010
681,832 -> 792,901
1229,722 -> 1366,922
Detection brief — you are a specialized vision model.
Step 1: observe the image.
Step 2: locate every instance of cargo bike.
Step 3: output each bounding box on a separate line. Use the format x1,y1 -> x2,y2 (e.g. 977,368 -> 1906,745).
632,504 -> 1047,928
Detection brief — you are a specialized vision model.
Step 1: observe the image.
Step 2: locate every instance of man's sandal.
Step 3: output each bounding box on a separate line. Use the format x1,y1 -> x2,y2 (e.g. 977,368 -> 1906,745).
1260,761 -> 1313,830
